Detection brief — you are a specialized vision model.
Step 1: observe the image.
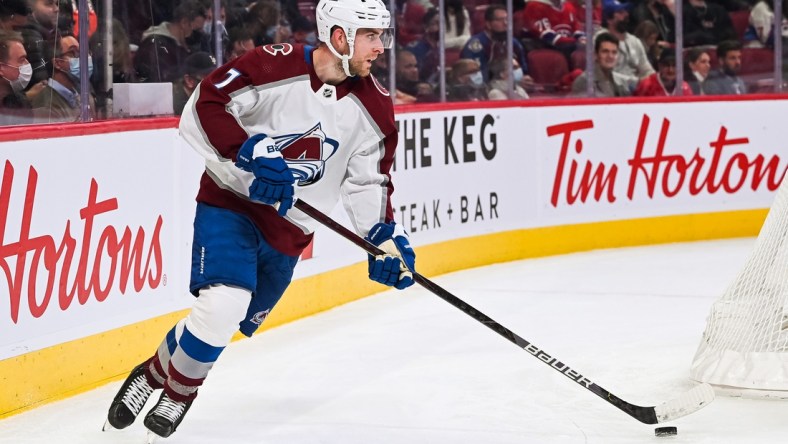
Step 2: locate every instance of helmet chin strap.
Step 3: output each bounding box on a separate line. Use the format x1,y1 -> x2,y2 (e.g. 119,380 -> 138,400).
326,34 -> 355,77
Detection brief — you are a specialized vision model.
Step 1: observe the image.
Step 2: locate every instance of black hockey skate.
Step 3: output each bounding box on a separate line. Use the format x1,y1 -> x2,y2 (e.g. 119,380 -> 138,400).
104,362 -> 157,430
143,392 -> 194,439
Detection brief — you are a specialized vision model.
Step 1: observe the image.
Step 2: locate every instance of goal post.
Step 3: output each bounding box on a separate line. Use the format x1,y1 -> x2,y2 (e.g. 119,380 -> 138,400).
690,175 -> 788,397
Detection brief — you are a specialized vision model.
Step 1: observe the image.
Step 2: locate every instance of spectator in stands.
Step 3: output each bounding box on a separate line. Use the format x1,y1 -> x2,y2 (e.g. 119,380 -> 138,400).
446,58 -> 487,101
188,0 -> 229,55
520,0 -> 586,57
20,0 -> 59,90
488,57 -> 529,100
444,0 -> 471,49
596,0 -> 654,91
172,51 -> 216,115
371,50 -> 390,86
0,30 -> 33,125
461,5 -> 528,83
25,0 -> 57,38
224,2 -> 248,30
398,0 -> 429,45
744,0 -> 788,48
245,0 -> 291,46
0,0 -> 30,31
89,18 -> 136,89
634,50 -> 692,96
630,0 -> 675,44
395,49 -> 436,104
406,8 -> 440,85
565,0 -> 603,35
0,0 -> 45,102
683,0 -> 736,47
225,26 -> 255,61
704,40 -> 747,95
634,20 -> 662,70
572,32 -> 630,96
290,15 -> 317,45
135,0 -> 207,83
32,34 -> 96,123
685,46 -> 711,94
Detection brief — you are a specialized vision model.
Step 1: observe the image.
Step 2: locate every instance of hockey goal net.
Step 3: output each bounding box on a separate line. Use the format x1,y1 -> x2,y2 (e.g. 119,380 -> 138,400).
690,176 -> 788,397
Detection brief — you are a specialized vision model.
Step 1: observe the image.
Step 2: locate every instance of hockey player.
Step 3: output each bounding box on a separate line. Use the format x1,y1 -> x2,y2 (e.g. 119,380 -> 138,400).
104,0 -> 415,440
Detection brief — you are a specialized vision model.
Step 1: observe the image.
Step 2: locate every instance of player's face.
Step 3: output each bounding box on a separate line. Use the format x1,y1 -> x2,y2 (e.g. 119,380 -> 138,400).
350,28 -> 386,77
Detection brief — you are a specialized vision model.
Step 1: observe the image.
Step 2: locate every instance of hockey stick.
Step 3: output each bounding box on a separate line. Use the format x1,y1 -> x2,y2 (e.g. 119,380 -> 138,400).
293,199 -> 715,425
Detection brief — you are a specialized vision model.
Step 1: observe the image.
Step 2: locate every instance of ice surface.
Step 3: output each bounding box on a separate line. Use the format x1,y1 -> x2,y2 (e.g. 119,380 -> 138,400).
2,238 -> 787,443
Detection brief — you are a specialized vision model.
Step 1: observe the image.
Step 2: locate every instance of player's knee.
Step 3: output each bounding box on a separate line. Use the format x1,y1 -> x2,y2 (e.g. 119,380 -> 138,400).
186,284 -> 251,346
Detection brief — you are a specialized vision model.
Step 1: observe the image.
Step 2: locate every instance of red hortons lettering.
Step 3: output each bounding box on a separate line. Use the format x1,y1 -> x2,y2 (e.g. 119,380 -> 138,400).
627,115 -> 785,199
0,161 -> 163,323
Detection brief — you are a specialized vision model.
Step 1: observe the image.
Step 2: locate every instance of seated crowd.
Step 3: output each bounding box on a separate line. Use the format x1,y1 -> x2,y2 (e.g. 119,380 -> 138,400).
0,0 -> 784,125
391,0 -> 787,101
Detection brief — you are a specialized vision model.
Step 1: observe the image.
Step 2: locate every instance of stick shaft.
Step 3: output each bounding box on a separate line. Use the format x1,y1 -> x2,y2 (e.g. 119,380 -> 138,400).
294,199 -> 689,424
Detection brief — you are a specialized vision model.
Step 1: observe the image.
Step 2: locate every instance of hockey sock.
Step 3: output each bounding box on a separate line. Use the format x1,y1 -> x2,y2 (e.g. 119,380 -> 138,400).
163,285 -> 250,401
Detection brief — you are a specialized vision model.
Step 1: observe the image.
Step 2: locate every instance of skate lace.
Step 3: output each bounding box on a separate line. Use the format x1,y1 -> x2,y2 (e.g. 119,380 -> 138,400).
153,395 -> 186,423
121,375 -> 154,414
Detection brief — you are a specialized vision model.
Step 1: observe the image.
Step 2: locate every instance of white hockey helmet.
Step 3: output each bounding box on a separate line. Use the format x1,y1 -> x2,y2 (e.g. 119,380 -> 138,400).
316,0 -> 394,76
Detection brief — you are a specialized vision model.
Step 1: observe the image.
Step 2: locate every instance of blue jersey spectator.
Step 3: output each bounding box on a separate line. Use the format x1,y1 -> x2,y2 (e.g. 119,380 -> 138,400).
460,5 -> 527,81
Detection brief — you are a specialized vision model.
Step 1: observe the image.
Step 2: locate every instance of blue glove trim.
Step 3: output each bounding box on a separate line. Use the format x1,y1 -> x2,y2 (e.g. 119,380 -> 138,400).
365,222 -> 416,290
235,134 -> 295,216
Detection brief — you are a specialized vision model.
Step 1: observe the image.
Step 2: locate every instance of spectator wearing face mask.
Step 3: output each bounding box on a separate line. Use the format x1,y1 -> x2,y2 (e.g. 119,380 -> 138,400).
594,0 -> 654,92
187,0 -> 229,56
32,33 -> 95,123
135,0 -> 207,83
446,58 -> 487,102
460,5 -> 528,83
487,57 -> 529,100
290,15 -> 317,46
0,30 -> 33,125
245,0 -> 291,46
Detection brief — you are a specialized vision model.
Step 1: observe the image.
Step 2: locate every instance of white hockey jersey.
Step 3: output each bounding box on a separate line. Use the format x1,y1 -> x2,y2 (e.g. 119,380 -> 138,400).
179,43 -> 398,256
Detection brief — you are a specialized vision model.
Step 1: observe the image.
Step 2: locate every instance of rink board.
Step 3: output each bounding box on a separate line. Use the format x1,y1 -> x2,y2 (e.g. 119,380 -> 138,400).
1,97 -> 787,417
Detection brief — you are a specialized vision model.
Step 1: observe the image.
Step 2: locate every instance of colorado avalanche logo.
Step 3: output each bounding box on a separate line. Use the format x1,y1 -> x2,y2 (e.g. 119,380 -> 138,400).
251,309 -> 271,325
274,123 -> 339,186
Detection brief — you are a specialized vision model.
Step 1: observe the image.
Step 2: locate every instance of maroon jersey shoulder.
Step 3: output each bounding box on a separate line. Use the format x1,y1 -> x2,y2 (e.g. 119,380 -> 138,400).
204,43 -> 310,91
350,74 -> 396,136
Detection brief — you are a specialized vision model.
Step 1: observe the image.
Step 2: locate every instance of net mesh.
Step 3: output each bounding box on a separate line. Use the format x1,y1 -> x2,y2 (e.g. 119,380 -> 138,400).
690,175 -> 788,392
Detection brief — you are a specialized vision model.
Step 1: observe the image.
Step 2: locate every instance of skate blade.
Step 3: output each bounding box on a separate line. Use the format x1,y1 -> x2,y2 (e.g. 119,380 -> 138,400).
102,419 -> 114,432
146,430 -> 162,444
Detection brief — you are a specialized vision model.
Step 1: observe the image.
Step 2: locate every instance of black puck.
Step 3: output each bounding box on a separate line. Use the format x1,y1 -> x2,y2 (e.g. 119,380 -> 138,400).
655,426 -> 677,437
